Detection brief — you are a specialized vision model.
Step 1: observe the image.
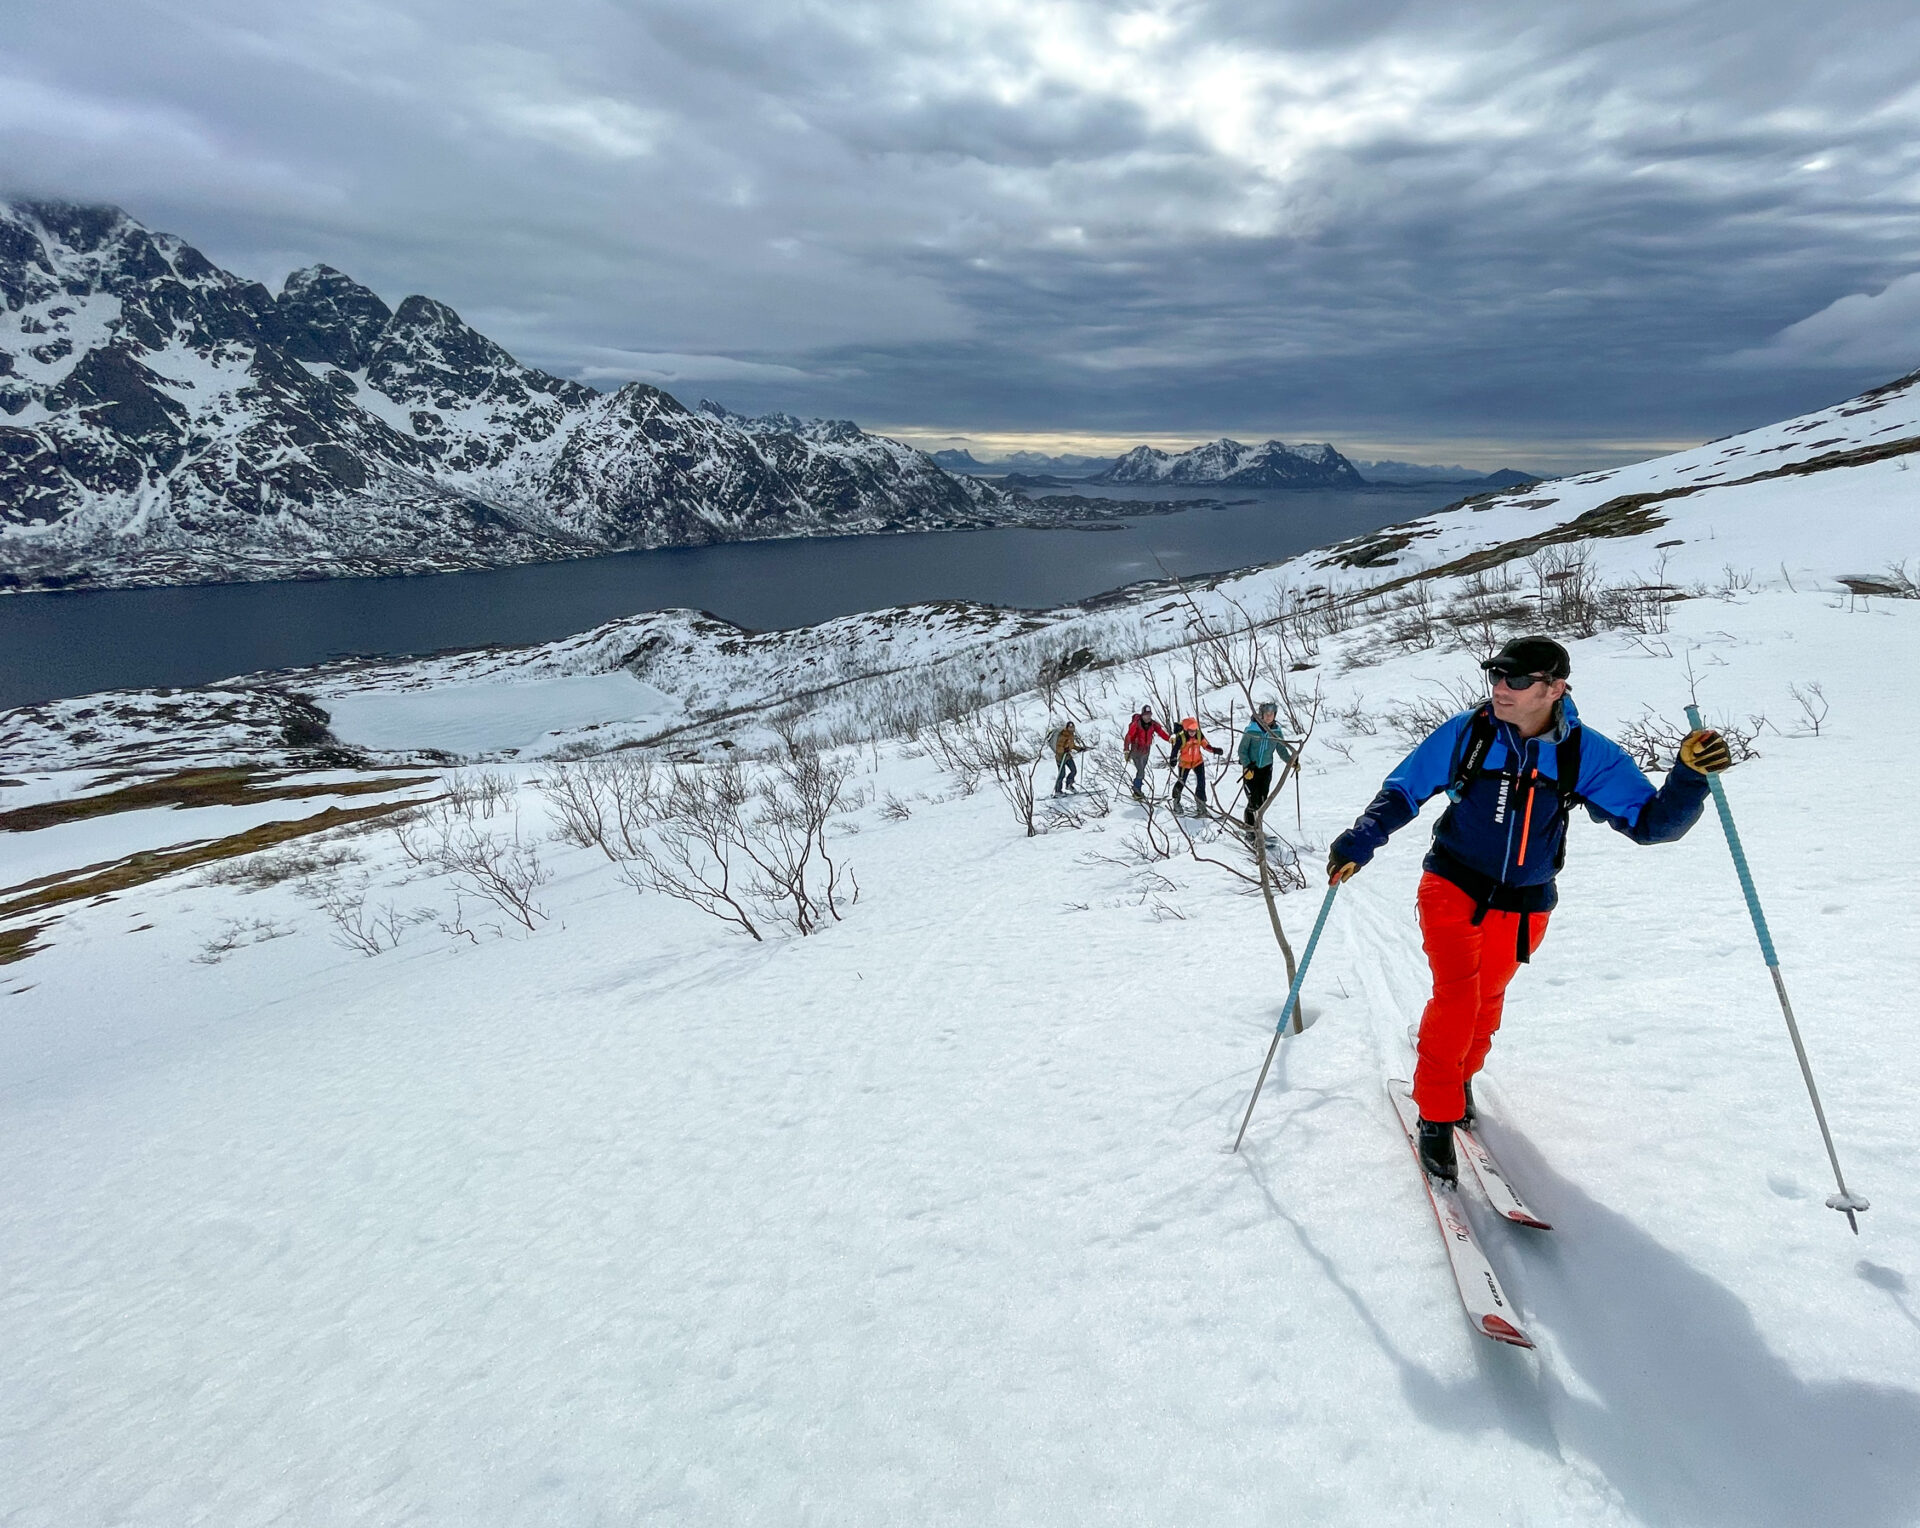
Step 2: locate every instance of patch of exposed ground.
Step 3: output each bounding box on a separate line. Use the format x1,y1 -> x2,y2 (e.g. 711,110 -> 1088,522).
0,923 -> 50,966
0,797 -> 432,923
0,769 -> 437,833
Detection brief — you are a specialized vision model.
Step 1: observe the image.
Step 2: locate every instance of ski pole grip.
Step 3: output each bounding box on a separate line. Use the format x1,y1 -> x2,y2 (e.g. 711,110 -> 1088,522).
1686,703 -> 1779,967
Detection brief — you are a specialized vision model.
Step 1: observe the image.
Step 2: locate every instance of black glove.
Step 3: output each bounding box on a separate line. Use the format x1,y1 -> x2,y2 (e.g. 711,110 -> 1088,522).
1678,729 -> 1732,774
1326,828 -> 1372,884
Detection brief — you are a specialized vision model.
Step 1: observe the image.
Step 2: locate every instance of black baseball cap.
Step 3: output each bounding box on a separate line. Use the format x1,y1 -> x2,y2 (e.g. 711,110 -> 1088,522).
1481,636 -> 1571,679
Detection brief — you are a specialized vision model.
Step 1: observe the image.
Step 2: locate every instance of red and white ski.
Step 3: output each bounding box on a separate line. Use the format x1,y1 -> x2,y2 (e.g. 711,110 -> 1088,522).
1454,1123 -> 1552,1230
1387,1082 -> 1534,1349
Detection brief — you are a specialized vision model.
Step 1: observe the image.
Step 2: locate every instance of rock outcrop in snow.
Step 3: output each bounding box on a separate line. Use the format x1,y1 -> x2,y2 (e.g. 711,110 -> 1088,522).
0,201 -> 1018,592
1093,437 -> 1366,488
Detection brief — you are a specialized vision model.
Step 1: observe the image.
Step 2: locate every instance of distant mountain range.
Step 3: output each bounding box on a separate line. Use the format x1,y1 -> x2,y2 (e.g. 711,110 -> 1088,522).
931,448 -> 1114,476
1093,438 -> 1365,488
1352,459 -> 1540,487
937,440 -> 1538,490
0,201 -> 1040,592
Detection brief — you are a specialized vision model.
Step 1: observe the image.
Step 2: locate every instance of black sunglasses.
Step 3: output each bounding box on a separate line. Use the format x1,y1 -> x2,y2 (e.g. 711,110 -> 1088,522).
1491,670 -> 1556,692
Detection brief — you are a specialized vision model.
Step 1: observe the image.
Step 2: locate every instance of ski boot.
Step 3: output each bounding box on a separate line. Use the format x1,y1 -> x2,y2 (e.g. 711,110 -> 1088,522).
1416,1116 -> 1461,1185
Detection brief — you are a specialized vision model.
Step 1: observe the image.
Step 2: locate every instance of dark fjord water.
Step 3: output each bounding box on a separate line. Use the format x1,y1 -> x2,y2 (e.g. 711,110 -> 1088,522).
0,486 -> 1458,708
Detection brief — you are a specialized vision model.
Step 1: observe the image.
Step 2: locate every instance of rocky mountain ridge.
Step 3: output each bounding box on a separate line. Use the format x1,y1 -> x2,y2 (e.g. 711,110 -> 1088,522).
0,201 -> 1018,592
932,448 -> 1115,477
1092,437 -> 1366,488
1350,459 -> 1540,488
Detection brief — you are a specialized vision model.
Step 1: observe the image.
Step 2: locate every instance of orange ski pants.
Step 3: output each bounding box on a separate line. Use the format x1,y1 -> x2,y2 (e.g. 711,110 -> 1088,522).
1412,872 -> 1549,1124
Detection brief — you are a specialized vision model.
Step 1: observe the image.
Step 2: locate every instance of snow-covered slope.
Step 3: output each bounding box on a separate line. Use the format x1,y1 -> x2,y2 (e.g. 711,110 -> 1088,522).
1316,367 -> 1920,585
0,202 -> 1025,592
4,365 -> 1920,1526
1096,436 -> 1366,487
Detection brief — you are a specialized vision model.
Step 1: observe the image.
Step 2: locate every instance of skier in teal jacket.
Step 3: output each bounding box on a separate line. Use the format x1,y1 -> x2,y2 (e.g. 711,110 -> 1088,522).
1237,701 -> 1293,828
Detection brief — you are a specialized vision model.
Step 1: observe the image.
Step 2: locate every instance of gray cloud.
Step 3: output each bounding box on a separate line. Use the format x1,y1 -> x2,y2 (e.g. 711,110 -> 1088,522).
4,0 -> 1918,472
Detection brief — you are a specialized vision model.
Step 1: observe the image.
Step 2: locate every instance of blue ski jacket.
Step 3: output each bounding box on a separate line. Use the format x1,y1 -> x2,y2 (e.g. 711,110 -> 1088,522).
1238,719 -> 1294,771
1329,696 -> 1710,912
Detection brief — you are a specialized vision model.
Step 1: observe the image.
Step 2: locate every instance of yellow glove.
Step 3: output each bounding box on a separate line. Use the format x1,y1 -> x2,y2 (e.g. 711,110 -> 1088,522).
1326,849 -> 1359,884
1678,729 -> 1732,774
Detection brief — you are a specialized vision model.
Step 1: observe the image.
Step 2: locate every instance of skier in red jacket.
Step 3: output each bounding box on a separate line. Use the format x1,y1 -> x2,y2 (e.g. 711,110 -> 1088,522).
1123,706 -> 1171,798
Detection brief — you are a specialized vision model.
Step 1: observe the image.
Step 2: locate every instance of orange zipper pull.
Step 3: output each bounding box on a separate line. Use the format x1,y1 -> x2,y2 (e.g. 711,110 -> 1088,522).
1516,771 -> 1537,865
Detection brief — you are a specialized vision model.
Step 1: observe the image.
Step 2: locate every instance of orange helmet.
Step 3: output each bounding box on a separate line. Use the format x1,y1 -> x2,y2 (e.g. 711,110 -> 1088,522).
1180,717 -> 1198,730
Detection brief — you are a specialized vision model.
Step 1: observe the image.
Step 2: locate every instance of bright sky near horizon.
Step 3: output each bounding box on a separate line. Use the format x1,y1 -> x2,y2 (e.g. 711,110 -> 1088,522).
5,0 -> 1918,472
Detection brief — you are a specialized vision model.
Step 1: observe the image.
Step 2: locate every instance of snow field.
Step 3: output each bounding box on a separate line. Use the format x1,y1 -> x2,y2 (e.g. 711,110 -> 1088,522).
4,582 -> 1919,1525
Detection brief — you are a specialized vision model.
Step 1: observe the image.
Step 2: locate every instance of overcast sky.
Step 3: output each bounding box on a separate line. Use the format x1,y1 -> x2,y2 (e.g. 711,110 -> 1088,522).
6,0 -> 1919,471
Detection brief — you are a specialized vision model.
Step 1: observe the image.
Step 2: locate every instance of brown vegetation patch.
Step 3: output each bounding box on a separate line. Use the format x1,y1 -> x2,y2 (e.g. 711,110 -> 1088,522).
0,798 -> 427,922
1326,526 -> 1437,569
0,768 -> 436,834
0,923 -> 50,965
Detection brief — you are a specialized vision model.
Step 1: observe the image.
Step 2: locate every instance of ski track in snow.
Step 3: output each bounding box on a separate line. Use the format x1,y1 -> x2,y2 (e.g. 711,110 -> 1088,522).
4,413 -> 1920,1521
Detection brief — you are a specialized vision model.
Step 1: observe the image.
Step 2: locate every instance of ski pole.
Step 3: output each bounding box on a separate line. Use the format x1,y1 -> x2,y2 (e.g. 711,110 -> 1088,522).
1231,878 -> 1340,1152
1685,703 -> 1868,1232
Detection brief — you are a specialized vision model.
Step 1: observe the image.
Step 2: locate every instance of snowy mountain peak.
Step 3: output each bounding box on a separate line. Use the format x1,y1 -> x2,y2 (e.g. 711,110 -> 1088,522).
271,264 -> 393,371
1094,436 -> 1364,488
697,399 -> 873,446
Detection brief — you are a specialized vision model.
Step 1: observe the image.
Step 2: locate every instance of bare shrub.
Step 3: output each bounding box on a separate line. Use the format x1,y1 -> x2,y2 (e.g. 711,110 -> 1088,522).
757,744 -> 860,930
1090,753 -> 1178,864
301,873 -> 428,955
1381,677 -> 1485,744
1616,709 -> 1682,772
1387,580 -> 1443,650
622,746 -> 858,939
390,807 -> 437,867
1328,697 -> 1377,736
1527,547 -> 1603,637
201,844 -> 359,890
1879,559 -> 1920,598
1447,567 -> 1533,658
1788,681 -> 1830,737
1595,580 -> 1678,634
531,756 -> 662,860
622,763 -> 764,939
1616,707 -> 1763,772
1266,588 -> 1324,661
192,916 -> 292,964
927,703 -> 1045,836
433,821 -> 551,930
536,761 -> 613,854
443,768 -> 515,820
878,792 -> 913,822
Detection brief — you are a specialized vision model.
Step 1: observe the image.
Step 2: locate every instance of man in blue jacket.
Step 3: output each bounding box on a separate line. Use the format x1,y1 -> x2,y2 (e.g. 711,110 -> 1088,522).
1327,636 -> 1732,1183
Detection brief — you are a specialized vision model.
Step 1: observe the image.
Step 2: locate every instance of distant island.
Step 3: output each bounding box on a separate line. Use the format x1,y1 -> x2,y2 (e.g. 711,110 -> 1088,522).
937,441 -> 1537,490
